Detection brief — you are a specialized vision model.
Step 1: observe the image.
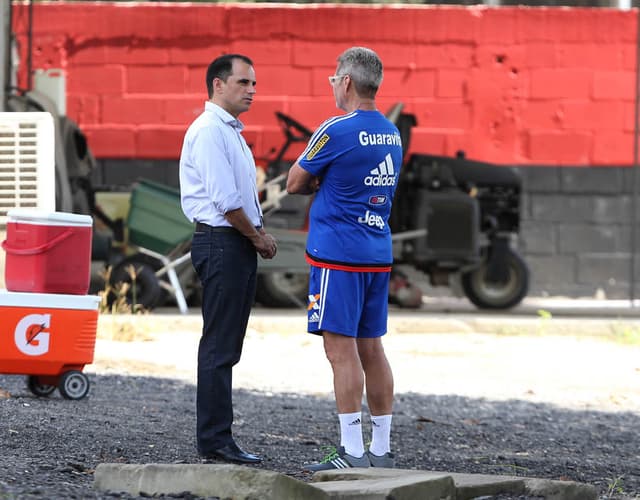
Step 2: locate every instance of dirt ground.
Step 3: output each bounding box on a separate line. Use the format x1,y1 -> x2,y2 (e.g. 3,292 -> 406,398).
1,312 -> 639,499
94,314 -> 640,413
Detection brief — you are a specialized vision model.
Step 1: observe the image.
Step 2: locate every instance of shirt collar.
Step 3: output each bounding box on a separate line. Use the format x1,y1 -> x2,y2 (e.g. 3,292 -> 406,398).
205,101 -> 244,131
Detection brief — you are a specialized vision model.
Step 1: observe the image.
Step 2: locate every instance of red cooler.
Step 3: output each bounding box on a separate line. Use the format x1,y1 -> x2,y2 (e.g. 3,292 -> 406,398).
2,209 -> 93,295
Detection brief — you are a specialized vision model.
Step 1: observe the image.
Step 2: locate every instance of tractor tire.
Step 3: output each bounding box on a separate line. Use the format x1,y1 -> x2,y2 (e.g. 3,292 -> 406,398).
461,247 -> 529,309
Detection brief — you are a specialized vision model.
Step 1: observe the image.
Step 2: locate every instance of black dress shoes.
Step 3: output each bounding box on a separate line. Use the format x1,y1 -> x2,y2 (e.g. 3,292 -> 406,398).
202,441 -> 262,464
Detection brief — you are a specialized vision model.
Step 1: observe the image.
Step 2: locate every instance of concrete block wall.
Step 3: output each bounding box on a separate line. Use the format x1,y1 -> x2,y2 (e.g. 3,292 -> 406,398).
11,3 -> 637,167
519,166 -> 640,298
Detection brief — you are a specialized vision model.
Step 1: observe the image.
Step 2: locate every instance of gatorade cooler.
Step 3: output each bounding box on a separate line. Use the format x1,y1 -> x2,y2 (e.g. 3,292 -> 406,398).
2,209 -> 93,295
0,290 -> 100,400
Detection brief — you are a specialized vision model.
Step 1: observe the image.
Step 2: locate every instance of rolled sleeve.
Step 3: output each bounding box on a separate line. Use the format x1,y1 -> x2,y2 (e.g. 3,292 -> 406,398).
217,191 -> 243,214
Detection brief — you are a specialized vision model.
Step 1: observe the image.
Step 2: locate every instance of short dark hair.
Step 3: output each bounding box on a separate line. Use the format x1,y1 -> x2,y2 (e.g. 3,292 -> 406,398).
206,54 -> 253,98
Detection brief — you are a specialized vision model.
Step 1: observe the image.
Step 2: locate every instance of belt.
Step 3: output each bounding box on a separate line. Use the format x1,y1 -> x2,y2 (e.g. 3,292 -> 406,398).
195,222 -> 237,233
195,222 -> 262,233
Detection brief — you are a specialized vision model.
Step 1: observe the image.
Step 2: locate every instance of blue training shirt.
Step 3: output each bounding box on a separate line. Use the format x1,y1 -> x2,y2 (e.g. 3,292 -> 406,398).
298,109 -> 403,271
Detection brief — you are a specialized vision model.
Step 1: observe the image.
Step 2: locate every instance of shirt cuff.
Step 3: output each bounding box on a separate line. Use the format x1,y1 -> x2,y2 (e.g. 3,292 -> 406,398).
218,192 -> 243,214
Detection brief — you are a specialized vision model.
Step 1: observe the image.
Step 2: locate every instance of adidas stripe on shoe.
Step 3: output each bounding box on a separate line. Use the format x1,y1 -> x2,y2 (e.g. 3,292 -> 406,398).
303,446 -> 370,472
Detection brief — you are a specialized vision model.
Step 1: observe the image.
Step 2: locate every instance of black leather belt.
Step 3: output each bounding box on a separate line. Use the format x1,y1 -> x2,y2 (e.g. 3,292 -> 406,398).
195,222 -> 262,233
195,222 -> 237,233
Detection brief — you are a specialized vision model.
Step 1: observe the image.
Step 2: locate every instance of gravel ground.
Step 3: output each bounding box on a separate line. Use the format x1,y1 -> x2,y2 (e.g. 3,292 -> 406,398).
1,315 -> 639,499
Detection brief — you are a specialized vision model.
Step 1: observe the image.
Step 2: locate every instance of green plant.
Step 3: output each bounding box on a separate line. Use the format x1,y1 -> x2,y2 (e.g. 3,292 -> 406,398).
537,309 -> 552,320
536,308 -> 553,335
606,475 -> 626,497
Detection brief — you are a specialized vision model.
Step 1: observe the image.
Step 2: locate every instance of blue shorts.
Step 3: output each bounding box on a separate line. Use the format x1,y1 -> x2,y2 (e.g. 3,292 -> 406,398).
307,266 -> 389,338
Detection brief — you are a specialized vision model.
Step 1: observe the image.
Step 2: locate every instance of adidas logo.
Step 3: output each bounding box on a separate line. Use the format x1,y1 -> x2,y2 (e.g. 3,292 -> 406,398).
348,418 -> 361,426
364,153 -> 396,186
309,311 -> 320,323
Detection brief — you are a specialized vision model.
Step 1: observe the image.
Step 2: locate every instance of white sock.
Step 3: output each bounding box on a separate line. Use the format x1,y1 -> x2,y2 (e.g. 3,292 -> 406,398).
338,411 -> 365,457
369,414 -> 392,456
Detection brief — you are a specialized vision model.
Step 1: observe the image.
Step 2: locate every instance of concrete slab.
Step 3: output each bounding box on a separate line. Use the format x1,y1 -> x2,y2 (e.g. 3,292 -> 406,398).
448,471 -> 527,495
94,460 -> 598,500
311,472 -> 454,499
314,469 -> 524,499
524,477 -> 598,500
93,463 -> 328,500
312,468 -> 597,500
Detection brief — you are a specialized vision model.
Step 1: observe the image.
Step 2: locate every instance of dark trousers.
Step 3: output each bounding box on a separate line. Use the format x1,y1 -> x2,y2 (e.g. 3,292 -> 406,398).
190,228 -> 257,454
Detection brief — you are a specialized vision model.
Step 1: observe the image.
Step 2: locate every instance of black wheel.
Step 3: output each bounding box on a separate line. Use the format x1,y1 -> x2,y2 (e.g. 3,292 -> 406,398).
27,376 -> 56,397
255,272 -> 309,307
109,254 -> 163,310
461,247 -> 529,309
58,371 -> 90,400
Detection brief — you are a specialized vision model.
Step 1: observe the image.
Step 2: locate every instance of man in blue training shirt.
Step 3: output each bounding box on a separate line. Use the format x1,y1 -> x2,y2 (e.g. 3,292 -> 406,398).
287,46 -> 402,471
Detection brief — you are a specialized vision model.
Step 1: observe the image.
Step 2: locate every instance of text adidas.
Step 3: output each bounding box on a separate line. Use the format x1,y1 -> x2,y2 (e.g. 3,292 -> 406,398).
364,175 -> 396,186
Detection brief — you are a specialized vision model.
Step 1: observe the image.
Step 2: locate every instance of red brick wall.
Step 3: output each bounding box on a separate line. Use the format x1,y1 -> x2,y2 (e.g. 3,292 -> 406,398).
11,2 -> 637,165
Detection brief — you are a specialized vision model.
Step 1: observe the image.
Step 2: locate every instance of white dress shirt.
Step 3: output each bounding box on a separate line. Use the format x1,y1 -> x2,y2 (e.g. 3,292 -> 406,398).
179,101 -> 262,227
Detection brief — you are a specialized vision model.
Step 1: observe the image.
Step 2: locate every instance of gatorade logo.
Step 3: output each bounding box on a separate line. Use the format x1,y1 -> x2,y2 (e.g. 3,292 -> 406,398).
15,314 -> 51,356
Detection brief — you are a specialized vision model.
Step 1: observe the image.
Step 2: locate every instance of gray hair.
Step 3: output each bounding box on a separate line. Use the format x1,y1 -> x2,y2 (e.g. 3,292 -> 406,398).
337,47 -> 383,99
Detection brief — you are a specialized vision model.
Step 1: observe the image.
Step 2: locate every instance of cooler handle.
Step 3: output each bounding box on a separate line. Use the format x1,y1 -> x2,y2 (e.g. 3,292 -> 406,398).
1,230 -> 74,255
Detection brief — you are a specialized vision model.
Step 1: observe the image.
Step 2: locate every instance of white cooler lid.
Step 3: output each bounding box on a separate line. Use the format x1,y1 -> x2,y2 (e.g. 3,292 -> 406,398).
0,290 -> 101,310
7,209 -> 93,227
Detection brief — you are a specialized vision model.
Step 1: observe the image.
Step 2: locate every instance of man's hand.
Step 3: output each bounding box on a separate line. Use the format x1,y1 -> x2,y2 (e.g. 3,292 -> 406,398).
254,232 -> 277,259
224,209 -> 278,259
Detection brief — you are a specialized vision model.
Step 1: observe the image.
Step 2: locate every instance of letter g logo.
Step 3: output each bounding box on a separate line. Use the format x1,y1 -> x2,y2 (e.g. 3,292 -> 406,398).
14,314 -> 51,356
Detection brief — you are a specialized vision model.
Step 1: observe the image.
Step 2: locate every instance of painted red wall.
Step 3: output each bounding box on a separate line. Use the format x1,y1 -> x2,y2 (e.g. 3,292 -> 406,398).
11,2 -> 637,165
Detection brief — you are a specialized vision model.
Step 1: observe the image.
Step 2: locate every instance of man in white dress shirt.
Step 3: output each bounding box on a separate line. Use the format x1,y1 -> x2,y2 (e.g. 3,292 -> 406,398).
179,54 -> 276,464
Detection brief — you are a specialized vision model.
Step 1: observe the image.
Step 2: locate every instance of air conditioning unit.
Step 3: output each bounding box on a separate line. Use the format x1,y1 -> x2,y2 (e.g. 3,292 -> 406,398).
0,112 -> 55,227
